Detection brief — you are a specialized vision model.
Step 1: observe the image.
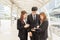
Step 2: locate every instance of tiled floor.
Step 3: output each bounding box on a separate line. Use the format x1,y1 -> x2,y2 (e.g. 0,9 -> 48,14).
0,20 -> 60,40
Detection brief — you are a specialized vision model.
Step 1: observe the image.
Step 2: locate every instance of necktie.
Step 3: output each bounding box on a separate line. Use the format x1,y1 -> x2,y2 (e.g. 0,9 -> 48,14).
34,15 -> 36,20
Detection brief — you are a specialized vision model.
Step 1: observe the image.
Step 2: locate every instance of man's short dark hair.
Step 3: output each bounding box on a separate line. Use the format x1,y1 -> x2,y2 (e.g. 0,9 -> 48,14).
32,7 -> 38,11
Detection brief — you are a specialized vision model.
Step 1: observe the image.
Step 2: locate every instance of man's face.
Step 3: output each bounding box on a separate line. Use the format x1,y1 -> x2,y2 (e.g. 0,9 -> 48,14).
32,11 -> 36,15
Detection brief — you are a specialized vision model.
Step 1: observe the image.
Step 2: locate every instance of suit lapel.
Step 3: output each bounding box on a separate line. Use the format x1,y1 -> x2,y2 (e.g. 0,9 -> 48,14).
31,14 -> 34,21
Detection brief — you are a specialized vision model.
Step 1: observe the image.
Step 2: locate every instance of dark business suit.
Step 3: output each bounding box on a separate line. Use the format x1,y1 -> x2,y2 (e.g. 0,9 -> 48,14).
17,19 -> 28,40
36,20 -> 48,40
27,14 -> 40,40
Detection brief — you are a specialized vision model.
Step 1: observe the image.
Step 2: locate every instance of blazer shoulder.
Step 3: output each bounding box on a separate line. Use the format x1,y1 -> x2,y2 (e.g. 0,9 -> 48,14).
17,19 -> 21,22
44,20 -> 48,25
28,14 -> 32,17
17,19 -> 19,21
36,14 -> 39,15
36,14 -> 39,17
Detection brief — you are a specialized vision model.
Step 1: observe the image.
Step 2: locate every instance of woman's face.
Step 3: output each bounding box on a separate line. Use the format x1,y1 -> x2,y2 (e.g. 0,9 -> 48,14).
23,13 -> 27,19
40,15 -> 44,21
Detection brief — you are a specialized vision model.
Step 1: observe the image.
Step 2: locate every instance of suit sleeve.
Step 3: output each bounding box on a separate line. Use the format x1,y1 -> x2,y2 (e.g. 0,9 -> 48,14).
17,20 -> 25,30
27,15 -> 30,24
36,21 -> 48,32
38,16 -> 40,25
17,20 -> 20,30
27,15 -> 31,32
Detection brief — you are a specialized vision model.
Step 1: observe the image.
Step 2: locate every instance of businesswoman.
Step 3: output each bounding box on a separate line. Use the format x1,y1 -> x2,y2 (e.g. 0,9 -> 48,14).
37,12 -> 48,40
17,10 -> 29,40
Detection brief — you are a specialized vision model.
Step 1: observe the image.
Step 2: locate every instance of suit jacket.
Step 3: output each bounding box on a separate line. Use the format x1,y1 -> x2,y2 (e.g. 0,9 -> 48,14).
36,20 -> 48,39
27,14 -> 40,32
17,19 -> 27,39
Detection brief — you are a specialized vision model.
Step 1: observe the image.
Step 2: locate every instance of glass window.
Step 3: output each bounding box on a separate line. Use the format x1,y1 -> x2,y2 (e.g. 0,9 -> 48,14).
0,4 -> 11,20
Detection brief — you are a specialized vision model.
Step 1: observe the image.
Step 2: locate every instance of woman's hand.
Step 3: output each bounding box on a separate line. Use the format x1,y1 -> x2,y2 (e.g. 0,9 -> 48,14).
28,32 -> 32,37
24,24 -> 30,28
31,28 -> 36,32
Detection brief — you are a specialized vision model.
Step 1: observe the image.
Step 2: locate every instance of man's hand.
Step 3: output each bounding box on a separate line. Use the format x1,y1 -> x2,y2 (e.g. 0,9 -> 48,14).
24,24 -> 30,28
37,25 -> 40,29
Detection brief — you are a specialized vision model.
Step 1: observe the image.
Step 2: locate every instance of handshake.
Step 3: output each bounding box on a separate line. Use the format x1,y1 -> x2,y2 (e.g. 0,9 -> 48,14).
24,24 -> 30,28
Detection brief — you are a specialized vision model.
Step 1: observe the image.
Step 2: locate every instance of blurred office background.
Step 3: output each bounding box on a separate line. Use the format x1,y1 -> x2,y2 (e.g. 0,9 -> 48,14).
0,0 -> 60,40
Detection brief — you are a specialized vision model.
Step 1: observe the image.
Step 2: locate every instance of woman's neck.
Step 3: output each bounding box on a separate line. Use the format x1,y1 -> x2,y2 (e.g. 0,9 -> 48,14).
40,20 -> 43,22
